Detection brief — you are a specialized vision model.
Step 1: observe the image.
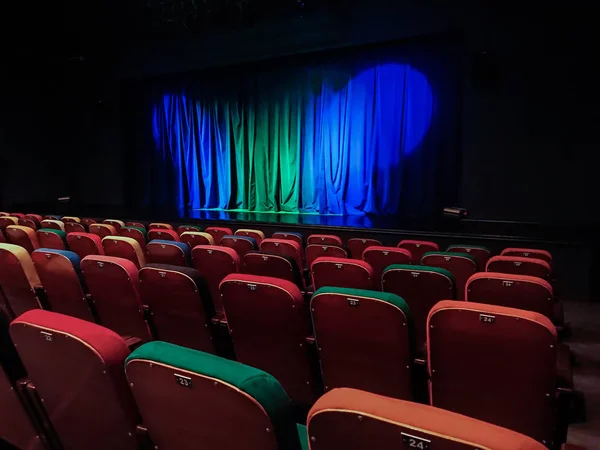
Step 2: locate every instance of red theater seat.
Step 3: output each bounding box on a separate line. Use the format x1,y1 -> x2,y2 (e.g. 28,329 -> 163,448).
205,226 -> 233,244
39,219 -> 65,232
147,240 -> 190,266
10,213 -> 25,219
487,255 -> 551,280
260,238 -> 304,272
191,245 -> 239,318
102,236 -> 146,269
6,225 -> 40,253
66,232 -> 104,259
64,221 -> 86,233
311,257 -> 374,291
81,218 -> 97,227
502,247 -> 552,266
305,244 -> 348,269
220,273 -> 317,404
32,249 -> 94,322
448,244 -> 492,267
307,234 -> 343,247
18,217 -> 39,230
242,251 -> 303,289
36,228 -> 67,250
311,288 -> 413,399
421,251 -> 477,301
272,231 -> 303,245
176,224 -> 202,235
346,238 -> 382,259
234,228 -> 265,245
139,264 -> 215,352
103,219 -> 125,231
427,301 -> 558,445
221,235 -> 258,258
397,239 -> 439,264
148,229 -> 180,242
0,244 -> 42,318
125,221 -> 146,229
307,388 -> 547,450
362,246 -> 412,286
42,215 -> 61,221
0,216 -> 19,232
61,216 -> 81,223
382,265 -> 454,354
149,222 -> 173,230
0,229 -> 5,243
119,226 -> 148,253
81,255 -> 151,340
89,223 -> 117,239
180,231 -> 215,248
10,310 -> 140,450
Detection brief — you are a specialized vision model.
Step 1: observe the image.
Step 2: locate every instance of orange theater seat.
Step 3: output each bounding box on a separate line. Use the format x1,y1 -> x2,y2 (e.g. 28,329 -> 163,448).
362,246 -> 412,286
81,255 -> 151,340
307,234 -> 343,247
66,232 -> 104,259
221,235 -> 258,258
242,251 -> 303,289
147,240 -> 190,266
10,310 -> 140,450
220,273 -> 317,404
397,239 -> 439,264
311,288 -> 413,399
502,247 -> 552,266
427,301 -> 558,446
234,228 -> 265,245
5,225 -> 40,253
64,221 -> 86,233
176,224 -> 202,235
148,229 -> 180,242
103,219 -> 125,231
102,236 -> 146,269
39,219 -> 65,231
311,257 -> 374,291
89,223 -> 117,239
260,238 -> 305,273
421,252 -> 477,301
191,245 -> 239,318
149,222 -> 173,230
36,228 -> 67,251
272,231 -> 303,245
139,264 -> 215,352
307,388 -> 547,450
305,244 -> 348,269
346,238 -> 382,259
204,226 -> 233,244
448,244 -> 492,268
119,226 -> 148,253
0,244 -> 42,318
487,255 -> 551,280
180,231 -> 215,248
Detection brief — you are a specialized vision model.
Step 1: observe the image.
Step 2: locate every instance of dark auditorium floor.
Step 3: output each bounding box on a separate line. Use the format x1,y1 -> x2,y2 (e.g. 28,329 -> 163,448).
563,301 -> 600,447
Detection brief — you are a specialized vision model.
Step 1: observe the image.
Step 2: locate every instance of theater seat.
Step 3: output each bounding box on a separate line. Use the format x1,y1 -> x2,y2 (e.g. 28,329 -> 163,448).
311,287 -> 413,399
61,216 -> 81,223
39,219 -> 65,232
382,265 -> 454,354
6,225 -> 40,253
346,238 -> 382,259
311,257 -> 374,291
0,216 -> 19,232
147,229 -> 180,242
180,231 -> 215,248
18,217 -> 39,230
102,236 -> 146,269
502,247 -> 552,266
305,244 -> 348,269
191,246 -> 240,318
205,226 -> 233,244
0,229 -> 5,243
10,213 -> 25,219
397,239 -> 439,264
487,255 -> 551,280
147,240 -> 190,266
307,388 -> 547,450
10,310 -> 140,450
31,249 -> 94,322
149,222 -> 173,230
0,244 -> 42,318
428,301 -> 558,446
220,274 -> 317,404
126,221 -> 146,229
235,228 -> 265,245
64,221 -> 86,233
81,255 -> 151,340
103,219 -> 125,231
421,251 -> 477,301
139,264 -> 214,352
36,228 -> 67,250
260,238 -> 305,273
89,223 -> 117,239
66,232 -> 104,259
242,251 -> 303,289
307,234 -> 343,247
119,226 -> 148,253
0,212 -> 9,216
125,341 -> 301,450
448,244 -> 492,268
177,224 -> 202,235
272,231 -> 303,245
81,218 -> 97,227
362,246 -> 412,287
221,235 -> 258,258
42,215 -> 61,221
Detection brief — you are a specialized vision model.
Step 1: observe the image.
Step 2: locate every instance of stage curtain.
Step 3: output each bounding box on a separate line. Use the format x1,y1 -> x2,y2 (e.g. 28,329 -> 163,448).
136,41 -> 461,216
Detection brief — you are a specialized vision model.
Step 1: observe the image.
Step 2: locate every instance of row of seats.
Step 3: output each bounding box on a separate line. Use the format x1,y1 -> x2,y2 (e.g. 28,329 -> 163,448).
1,309 -> 563,450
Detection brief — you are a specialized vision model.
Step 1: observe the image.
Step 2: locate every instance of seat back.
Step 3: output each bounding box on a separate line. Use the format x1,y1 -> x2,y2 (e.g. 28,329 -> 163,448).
9,213 -> 25,219
220,274 -> 316,404
147,240 -> 190,266
501,247 -> 552,266
81,255 -> 151,340
176,224 -> 202,235
204,226 -> 233,244
102,236 -> 146,269
125,221 -> 146,229
307,234 -> 342,247
0,216 -> 19,232
125,341 -> 300,450
103,219 -> 125,231
6,225 -> 40,253
119,226 -> 148,253
180,231 -> 215,248
0,212 -> 9,216
311,257 -> 374,291
42,215 -> 61,221
242,251 -> 303,288
221,235 -> 258,258
148,229 -> 180,242
31,249 -> 93,322
10,310 -> 140,450
191,246 -> 240,317
61,216 -> 81,223
427,301 -> 557,445
447,245 -> 491,268
0,244 -> 41,318
311,288 -> 412,399
149,222 -> 173,230
382,265 -> 454,353
39,219 -> 65,231
18,217 -> 39,230
346,238 -> 382,259
64,221 -> 86,234
362,246 -> 412,286
272,231 -> 303,245
397,239 -> 439,264
421,252 -> 477,301
307,388 -> 547,450
305,244 -> 348,269
260,238 -> 304,272
235,228 -> 265,245
66,232 -> 104,259
36,228 -> 67,250
139,264 -> 214,352
0,229 -> 5,243
466,272 -> 554,320
81,218 -> 97,227
89,223 -> 117,239
487,255 -> 551,280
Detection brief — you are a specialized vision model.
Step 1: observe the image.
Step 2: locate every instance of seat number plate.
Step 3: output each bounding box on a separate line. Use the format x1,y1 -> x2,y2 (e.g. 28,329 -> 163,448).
347,298 -> 360,307
480,314 -> 495,324
174,374 -> 193,388
401,432 -> 430,449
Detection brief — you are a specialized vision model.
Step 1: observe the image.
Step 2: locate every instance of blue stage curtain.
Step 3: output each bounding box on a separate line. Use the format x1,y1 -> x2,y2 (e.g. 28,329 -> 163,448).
141,42 -> 461,216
